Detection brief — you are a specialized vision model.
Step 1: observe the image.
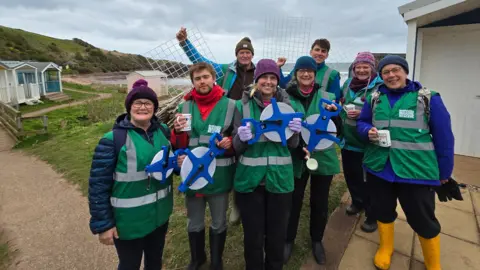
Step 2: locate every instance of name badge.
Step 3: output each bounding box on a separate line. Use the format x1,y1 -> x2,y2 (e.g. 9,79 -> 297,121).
208,125 -> 222,134
399,109 -> 415,119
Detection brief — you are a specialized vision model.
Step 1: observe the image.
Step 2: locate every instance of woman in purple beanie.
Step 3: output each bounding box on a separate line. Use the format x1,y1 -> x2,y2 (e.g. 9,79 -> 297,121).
232,59 -> 301,269
340,52 -> 383,233
88,79 -> 174,270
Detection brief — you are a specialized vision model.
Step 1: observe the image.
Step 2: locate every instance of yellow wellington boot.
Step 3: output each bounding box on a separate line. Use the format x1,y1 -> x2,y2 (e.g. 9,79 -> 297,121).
418,235 -> 441,270
374,221 -> 395,270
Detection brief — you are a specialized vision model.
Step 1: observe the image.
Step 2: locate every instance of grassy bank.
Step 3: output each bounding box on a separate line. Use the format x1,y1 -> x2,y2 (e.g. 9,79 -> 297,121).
15,86 -> 347,269
0,231 -> 14,270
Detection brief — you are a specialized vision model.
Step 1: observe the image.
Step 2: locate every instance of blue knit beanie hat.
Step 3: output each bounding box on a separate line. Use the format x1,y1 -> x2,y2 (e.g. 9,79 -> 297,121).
378,55 -> 409,75
294,56 -> 317,74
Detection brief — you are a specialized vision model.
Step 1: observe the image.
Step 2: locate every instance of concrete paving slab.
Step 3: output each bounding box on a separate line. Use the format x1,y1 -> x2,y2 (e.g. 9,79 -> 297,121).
435,204 -> 479,244
471,189 -> 480,215
395,201 -> 407,221
338,235 -> 410,270
453,155 -> 480,187
435,187 -> 474,213
355,215 -> 414,257
413,233 -> 480,270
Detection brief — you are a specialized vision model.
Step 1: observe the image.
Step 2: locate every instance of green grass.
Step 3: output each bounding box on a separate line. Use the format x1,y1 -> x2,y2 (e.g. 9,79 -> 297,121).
62,82 -> 126,94
14,84 -> 348,268
0,231 -> 14,270
18,89 -> 96,114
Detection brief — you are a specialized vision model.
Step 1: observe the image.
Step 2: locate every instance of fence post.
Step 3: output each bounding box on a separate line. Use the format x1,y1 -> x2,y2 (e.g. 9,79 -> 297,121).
16,113 -> 24,137
42,115 -> 48,133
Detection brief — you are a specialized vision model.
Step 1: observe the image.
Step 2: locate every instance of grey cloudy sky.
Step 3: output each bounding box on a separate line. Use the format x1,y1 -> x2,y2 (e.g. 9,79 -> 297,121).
0,0 -> 412,63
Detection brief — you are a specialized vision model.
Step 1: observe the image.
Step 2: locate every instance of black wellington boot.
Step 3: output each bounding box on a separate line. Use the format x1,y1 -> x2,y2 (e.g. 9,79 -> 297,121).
283,242 -> 293,264
312,241 -> 326,265
187,229 -> 207,270
209,228 -> 226,270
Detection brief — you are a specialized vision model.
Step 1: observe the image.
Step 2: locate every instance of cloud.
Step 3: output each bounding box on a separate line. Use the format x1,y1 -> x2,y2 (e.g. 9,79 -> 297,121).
0,0 -> 411,63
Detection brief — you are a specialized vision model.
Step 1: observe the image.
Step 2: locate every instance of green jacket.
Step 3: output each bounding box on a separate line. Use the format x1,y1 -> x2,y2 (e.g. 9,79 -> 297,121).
340,76 -> 383,152
178,96 -> 236,196
286,83 -> 341,178
109,128 -> 173,240
232,87 -> 299,193
363,90 -> 440,180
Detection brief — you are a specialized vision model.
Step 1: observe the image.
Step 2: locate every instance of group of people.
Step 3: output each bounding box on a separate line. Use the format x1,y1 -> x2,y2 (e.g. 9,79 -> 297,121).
87,27 -> 455,270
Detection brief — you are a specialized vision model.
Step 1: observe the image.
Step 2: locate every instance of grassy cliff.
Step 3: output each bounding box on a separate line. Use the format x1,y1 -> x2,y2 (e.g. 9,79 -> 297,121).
0,25 -> 189,76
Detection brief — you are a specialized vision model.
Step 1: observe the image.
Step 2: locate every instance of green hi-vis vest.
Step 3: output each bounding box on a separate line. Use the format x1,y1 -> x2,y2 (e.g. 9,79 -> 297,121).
315,65 -> 339,94
289,90 -> 340,178
363,89 -> 440,180
219,64 -> 235,91
340,79 -> 380,150
179,96 -> 236,196
110,129 -> 173,240
234,99 -> 294,193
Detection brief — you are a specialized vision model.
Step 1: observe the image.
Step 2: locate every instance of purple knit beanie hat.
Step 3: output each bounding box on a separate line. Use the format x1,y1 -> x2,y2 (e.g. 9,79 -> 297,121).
352,52 -> 376,74
125,79 -> 159,112
254,59 -> 280,83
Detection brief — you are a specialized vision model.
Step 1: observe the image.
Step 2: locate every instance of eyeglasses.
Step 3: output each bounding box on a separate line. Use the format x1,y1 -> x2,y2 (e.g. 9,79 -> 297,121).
381,67 -> 403,76
297,69 -> 315,75
132,101 -> 154,109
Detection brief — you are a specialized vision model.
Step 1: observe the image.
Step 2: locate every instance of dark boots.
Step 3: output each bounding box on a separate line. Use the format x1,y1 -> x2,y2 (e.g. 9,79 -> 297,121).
283,242 -> 293,264
187,230 -> 206,270
312,242 -> 326,265
209,228 -> 226,270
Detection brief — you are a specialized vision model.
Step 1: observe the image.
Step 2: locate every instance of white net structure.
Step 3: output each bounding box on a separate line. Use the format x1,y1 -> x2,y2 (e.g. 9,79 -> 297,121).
262,16 -> 313,63
142,26 -> 221,98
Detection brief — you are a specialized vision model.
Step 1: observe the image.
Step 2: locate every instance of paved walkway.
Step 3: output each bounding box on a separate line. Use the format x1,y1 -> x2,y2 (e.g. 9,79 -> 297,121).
0,127 -> 117,269
338,186 -> 480,270
23,88 -> 112,118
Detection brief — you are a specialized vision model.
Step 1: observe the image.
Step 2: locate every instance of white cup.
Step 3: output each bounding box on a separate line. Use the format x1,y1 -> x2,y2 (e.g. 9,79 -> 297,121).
176,113 -> 192,132
306,158 -> 318,171
345,104 -> 355,111
377,130 -> 391,147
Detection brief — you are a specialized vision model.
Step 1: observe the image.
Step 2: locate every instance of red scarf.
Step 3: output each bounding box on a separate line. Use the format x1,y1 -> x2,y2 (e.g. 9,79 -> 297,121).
185,84 -> 225,120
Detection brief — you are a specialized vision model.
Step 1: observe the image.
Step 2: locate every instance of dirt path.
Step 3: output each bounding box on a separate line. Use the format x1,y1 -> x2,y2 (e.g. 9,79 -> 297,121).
0,127 -> 117,269
23,88 -> 112,118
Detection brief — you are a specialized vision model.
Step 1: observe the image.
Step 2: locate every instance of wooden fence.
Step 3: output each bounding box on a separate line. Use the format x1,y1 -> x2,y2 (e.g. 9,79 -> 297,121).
0,101 -> 48,140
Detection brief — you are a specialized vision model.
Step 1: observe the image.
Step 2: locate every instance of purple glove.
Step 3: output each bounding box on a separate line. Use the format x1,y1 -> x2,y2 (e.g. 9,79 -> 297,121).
238,124 -> 253,142
288,118 -> 302,133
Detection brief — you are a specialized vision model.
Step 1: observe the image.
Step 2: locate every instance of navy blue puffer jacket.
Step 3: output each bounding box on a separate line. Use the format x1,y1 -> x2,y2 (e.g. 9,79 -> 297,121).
88,114 -> 171,234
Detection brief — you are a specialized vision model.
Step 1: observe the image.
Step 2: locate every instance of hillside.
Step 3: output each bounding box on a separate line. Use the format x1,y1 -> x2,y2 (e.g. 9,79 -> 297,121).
0,25 -> 189,76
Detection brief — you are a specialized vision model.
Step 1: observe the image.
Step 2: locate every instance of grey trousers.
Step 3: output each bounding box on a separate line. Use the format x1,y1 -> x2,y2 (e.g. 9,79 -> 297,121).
186,192 -> 229,234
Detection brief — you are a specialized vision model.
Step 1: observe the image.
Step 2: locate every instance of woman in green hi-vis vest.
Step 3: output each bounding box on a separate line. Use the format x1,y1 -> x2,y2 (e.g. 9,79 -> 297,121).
283,56 -> 343,266
232,59 -> 301,270
340,52 -> 383,234
88,80 -> 174,270
172,63 -> 236,270
357,55 -> 456,270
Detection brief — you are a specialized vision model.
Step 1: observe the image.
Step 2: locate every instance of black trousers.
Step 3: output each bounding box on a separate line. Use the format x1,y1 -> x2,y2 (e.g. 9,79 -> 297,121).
236,186 -> 292,270
113,221 -> 169,270
368,173 -> 441,239
286,171 -> 333,242
341,149 -> 374,221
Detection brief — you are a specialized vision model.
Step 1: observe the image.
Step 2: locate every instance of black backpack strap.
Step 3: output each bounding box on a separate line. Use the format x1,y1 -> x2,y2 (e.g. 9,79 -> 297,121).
158,124 -> 170,141
113,128 -> 128,157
